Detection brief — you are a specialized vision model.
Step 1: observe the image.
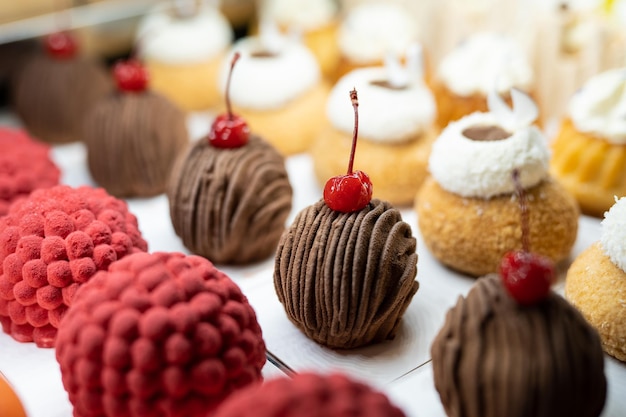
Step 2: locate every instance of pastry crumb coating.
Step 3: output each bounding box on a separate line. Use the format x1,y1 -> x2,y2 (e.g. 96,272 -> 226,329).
415,177 -> 579,277
312,127 -> 437,206
566,242 -> 626,362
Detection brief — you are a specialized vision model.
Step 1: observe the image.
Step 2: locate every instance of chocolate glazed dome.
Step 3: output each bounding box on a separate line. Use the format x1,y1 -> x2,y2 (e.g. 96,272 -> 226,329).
274,199 -> 418,349
168,135 -> 292,265
432,274 -> 606,417
13,53 -> 112,144
83,91 -> 188,198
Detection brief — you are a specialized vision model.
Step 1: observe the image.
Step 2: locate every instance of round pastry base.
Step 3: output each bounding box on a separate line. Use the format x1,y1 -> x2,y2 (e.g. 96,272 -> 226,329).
550,119 -> 626,218
565,242 -> 626,362
432,82 -> 538,130
232,82 -> 330,156
145,53 -> 225,112
311,126 -> 438,206
415,177 -> 579,277
299,22 -> 340,80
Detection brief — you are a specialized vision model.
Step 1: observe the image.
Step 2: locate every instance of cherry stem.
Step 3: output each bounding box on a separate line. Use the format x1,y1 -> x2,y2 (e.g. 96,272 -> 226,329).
225,52 -> 241,121
347,88 -> 359,175
512,169 -> 530,253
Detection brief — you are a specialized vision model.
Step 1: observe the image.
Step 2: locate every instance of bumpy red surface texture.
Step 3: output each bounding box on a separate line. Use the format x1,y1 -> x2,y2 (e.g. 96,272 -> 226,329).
213,372 -> 406,417
0,127 -> 61,215
0,185 -> 147,347
55,251 -> 266,417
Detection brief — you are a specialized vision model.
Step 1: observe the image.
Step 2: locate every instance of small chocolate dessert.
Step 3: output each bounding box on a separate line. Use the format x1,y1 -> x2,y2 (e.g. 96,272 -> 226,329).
12,32 -> 112,143
83,59 -> 188,198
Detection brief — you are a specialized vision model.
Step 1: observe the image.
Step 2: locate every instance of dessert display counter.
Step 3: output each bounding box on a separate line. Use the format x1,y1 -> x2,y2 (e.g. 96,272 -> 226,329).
0,111 -> 624,417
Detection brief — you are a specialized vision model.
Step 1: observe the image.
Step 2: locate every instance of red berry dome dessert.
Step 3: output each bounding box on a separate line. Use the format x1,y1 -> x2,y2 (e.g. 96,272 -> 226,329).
55,251 -> 266,417
213,372 -> 406,417
274,89 -> 418,349
83,59 -> 188,198
0,127 -> 60,216
431,179 -> 607,417
0,185 -> 147,347
168,53 -> 292,265
13,31 -> 112,144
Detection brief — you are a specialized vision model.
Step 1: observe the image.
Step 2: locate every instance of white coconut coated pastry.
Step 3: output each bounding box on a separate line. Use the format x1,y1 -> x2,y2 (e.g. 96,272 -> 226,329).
438,32 -> 533,96
569,68 -> 626,145
338,3 -> 419,64
137,4 -> 233,64
428,111 -> 549,199
220,35 -> 321,110
326,66 -> 435,143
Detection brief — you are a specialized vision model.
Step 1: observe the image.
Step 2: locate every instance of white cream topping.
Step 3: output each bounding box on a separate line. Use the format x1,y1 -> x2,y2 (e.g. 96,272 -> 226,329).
569,68 -> 626,144
326,67 -> 435,143
136,5 -> 233,64
601,196 -> 626,274
338,3 -> 419,64
220,37 -> 320,110
262,0 -> 337,31
438,32 -> 533,96
428,112 -> 550,198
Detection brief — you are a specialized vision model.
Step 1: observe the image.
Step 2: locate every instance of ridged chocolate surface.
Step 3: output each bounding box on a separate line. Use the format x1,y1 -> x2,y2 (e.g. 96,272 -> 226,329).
168,135 -> 292,265
432,274 -> 606,417
274,199 -> 419,349
13,54 -> 112,143
83,91 -> 188,198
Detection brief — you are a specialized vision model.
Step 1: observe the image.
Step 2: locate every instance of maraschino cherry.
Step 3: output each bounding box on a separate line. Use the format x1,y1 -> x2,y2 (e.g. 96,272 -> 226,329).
209,52 -> 250,148
112,59 -> 149,93
499,169 -> 555,305
323,89 -> 373,213
44,32 -> 77,59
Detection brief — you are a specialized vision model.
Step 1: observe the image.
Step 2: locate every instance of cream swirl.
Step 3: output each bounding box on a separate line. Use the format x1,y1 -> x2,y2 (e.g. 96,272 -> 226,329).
326,67 -> 435,143
221,37 -> 321,110
438,32 -> 533,96
429,112 -> 550,198
262,0 -> 337,31
137,5 -> 232,64
601,196 -> 626,273
569,68 -> 626,144
338,3 -> 419,64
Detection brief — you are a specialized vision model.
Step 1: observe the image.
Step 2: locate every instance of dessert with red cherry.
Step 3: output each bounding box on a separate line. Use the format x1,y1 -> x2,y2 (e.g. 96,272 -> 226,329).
430,169 -> 607,417
167,52 -> 292,265
82,58 -> 188,198
13,30 -> 111,143
274,88 -> 418,349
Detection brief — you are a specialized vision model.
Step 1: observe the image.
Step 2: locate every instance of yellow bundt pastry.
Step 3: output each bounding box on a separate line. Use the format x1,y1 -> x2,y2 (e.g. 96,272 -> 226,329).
550,69 -> 626,217
136,1 -> 233,112
565,197 -> 626,362
312,59 -> 437,206
434,32 -> 534,129
219,29 -> 329,155
416,91 -> 579,277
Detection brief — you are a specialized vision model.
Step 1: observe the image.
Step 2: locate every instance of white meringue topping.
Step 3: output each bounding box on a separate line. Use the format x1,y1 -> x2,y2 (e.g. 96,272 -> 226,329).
601,196 -> 626,274
429,112 -> 550,198
569,68 -> 626,144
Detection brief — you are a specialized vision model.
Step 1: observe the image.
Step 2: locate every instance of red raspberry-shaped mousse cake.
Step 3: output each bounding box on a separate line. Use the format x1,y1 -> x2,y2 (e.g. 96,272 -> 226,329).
0,127 -> 60,216
55,252 -> 266,417
213,372 -> 406,417
0,185 -> 147,347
